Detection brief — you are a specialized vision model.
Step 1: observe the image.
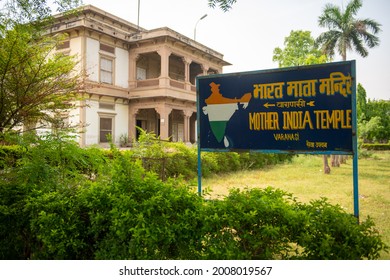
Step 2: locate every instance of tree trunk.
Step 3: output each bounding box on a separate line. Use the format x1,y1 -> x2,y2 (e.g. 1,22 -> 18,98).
323,155 -> 331,174
331,155 -> 340,167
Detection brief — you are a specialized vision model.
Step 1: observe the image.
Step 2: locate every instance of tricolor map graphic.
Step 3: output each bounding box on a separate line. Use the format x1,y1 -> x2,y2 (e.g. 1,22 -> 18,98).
202,82 -> 252,147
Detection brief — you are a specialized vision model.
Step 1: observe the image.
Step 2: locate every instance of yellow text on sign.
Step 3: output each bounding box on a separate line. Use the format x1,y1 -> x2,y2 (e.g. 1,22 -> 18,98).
314,109 -> 352,129
248,109 -> 352,131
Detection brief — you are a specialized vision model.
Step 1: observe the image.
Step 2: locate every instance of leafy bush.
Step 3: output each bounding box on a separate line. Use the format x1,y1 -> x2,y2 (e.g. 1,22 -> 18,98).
131,130 -> 294,179
200,188 -> 306,259
165,142 -> 198,180
27,146 -> 204,260
1,129 -> 294,180
27,187 -> 89,259
297,198 -> 386,259
361,143 -> 390,150
0,133 -> 108,259
0,145 -> 25,169
200,188 -> 387,260
0,134 -> 387,260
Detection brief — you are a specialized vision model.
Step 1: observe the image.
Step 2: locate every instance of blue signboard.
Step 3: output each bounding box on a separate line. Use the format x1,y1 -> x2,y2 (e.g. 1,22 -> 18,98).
196,61 -> 356,154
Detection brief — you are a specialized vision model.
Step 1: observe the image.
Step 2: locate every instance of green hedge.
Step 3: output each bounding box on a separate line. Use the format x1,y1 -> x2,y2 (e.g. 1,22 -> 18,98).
0,133 -> 387,259
361,143 -> 390,150
0,144 -> 386,259
0,136 -> 387,259
121,130 -> 294,180
0,145 -> 25,169
1,142 -> 293,180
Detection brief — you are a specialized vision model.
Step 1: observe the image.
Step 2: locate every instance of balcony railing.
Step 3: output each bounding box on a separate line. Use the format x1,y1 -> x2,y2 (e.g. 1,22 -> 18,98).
170,79 -> 185,89
136,79 -> 159,87
135,78 -> 196,92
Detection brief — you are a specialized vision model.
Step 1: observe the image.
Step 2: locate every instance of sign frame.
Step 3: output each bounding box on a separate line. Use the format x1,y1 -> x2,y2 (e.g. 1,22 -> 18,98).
196,61 -> 359,220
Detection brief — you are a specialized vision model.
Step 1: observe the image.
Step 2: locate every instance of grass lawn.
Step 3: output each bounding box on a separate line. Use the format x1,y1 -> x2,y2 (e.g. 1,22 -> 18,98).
202,151 -> 390,259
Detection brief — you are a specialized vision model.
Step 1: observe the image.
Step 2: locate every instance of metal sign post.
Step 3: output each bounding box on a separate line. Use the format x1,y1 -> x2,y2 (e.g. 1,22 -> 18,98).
351,60 -> 359,221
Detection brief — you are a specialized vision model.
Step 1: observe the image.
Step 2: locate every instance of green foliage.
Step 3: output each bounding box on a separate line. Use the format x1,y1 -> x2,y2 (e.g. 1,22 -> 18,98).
28,143 -> 203,260
165,142 -> 198,179
359,116 -> 384,143
201,189 -> 387,260
207,0 -> 237,12
0,145 -> 25,169
362,99 -> 390,142
130,129 -> 293,180
357,84 -> 390,143
0,26 -> 81,133
273,30 -> 329,68
361,143 -> 390,151
200,152 -> 240,177
0,135 -> 387,260
357,83 -> 368,121
297,199 -> 386,259
1,0 -> 82,25
201,188 -> 306,259
316,0 -> 381,60
0,133 -> 108,259
27,187 -> 89,259
119,133 -> 129,147
90,169 -> 203,259
0,1 -> 83,134
132,128 -> 165,158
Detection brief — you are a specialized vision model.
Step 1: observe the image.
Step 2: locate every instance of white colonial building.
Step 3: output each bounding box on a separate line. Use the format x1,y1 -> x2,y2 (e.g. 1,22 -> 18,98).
49,5 -> 230,146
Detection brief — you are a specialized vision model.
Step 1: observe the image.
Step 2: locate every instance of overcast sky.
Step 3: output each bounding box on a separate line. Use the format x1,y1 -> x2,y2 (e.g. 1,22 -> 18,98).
83,0 -> 389,100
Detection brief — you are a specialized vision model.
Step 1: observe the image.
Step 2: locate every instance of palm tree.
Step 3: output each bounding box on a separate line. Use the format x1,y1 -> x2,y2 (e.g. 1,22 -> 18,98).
315,0 -> 381,173
316,0 -> 381,61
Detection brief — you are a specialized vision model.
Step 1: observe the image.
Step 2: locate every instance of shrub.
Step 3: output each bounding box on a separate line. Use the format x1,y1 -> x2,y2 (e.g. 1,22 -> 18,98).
0,133 -> 109,259
129,129 -> 294,180
165,142 -> 198,179
296,198 -> 387,259
74,148 -> 204,260
200,188 -> 306,259
27,187 -> 89,259
0,180 -> 30,259
0,134 -> 386,260
361,143 -> 390,150
0,145 -> 25,169
200,188 -> 387,260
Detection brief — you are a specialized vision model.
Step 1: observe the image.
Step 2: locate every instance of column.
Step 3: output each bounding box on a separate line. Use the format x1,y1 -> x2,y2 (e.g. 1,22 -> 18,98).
128,106 -> 139,142
182,57 -> 192,91
182,110 -> 193,143
79,98 -> 87,147
128,53 -> 140,89
183,58 -> 192,82
155,105 -> 172,140
201,64 -> 209,75
157,47 -> 171,87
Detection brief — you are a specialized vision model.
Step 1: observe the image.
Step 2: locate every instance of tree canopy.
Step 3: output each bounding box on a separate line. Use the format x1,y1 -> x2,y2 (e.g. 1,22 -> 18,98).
273,30 -> 329,68
357,84 -> 390,143
0,0 -> 83,134
1,0 -> 82,24
207,0 -> 237,11
316,0 -> 381,60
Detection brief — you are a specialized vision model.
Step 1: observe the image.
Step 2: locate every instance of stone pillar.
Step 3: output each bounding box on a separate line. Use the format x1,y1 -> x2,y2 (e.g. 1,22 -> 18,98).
157,47 -> 171,87
128,106 -> 139,142
128,53 -> 140,89
201,64 -> 209,75
155,105 -> 172,140
79,98 -> 87,147
183,57 -> 192,79
182,110 -> 193,143
182,57 -> 192,91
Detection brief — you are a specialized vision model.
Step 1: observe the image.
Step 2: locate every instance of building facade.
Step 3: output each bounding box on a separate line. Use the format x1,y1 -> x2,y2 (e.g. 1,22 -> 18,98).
50,5 -> 230,146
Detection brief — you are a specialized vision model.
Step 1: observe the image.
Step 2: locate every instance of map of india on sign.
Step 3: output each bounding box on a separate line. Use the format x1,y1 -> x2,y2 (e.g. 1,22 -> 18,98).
196,61 -> 356,154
